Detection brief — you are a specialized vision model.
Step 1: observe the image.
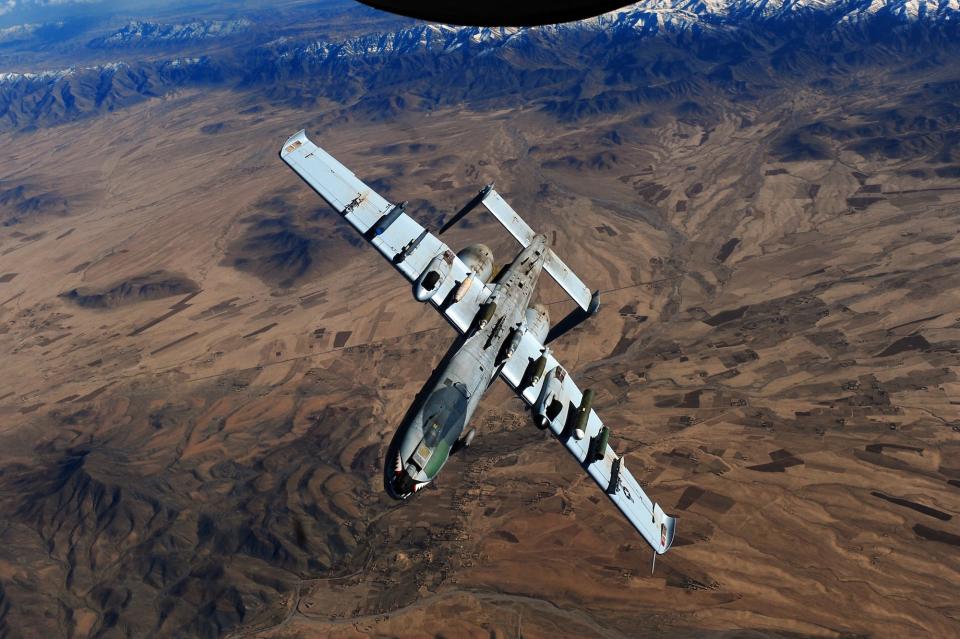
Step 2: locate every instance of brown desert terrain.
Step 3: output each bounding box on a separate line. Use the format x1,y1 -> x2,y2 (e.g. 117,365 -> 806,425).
0,9 -> 959,637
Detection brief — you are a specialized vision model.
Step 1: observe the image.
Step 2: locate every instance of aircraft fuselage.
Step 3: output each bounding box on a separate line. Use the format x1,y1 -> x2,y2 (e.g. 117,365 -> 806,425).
386,234 -> 549,498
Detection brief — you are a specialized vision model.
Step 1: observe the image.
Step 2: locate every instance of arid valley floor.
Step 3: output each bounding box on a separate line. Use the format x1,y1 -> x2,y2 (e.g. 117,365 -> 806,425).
2,15 -> 960,637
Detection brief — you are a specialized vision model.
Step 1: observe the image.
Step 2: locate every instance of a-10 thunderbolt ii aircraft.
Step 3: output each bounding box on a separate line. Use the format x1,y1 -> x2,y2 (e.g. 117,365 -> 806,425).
280,130 -> 677,557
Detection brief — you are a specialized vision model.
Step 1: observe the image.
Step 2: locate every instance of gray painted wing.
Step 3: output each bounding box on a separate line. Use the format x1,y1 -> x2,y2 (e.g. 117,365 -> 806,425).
280,130 -> 491,334
498,329 -> 677,554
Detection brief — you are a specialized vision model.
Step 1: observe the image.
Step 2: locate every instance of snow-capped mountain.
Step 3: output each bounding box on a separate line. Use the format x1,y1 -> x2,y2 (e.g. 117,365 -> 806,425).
260,0 -> 960,62
88,18 -> 253,48
1,0 -> 958,131
600,0 -> 960,23
0,22 -> 42,44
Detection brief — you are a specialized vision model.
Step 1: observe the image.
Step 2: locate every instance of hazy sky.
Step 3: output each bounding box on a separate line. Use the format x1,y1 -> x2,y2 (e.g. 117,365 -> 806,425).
0,0 -> 295,23
1,0 -> 106,18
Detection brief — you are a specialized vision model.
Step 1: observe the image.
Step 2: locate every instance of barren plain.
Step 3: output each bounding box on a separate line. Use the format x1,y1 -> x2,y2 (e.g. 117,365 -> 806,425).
1,5 -> 960,638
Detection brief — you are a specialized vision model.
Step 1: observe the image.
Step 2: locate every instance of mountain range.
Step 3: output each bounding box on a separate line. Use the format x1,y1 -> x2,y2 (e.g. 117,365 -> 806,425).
0,0 -> 958,132
87,18 -> 254,48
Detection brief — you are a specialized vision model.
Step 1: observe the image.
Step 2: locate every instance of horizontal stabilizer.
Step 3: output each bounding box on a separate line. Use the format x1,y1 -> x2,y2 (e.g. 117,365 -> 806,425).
482,189 -> 536,246
480,188 -> 594,313
544,247 -> 594,313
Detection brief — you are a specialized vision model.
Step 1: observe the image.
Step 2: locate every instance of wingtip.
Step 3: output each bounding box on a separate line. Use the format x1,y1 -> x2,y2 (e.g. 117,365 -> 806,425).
280,129 -> 308,157
588,289 -> 601,315
660,514 -> 678,554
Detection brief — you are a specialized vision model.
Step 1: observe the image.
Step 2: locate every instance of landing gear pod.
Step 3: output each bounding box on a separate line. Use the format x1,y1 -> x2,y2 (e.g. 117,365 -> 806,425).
572,388 -> 594,440
525,304 -> 550,343
587,426 -> 610,464
534,366 -> 566,429
414,250 -> 454,302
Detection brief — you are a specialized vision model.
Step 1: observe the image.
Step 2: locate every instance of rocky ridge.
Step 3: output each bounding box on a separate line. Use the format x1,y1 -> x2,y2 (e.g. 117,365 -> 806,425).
0,0 -> 958,131
87,18 -> 254,48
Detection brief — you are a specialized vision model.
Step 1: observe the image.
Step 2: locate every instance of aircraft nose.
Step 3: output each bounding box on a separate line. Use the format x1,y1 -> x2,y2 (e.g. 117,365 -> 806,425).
389,465 -> 418,499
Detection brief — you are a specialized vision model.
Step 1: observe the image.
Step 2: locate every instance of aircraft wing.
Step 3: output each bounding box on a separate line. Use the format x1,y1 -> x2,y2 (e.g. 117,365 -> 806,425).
280,130 -> 492,334
498,330 -> 678,555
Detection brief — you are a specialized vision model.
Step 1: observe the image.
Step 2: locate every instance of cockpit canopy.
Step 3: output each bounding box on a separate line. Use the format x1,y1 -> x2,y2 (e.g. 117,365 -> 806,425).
410,382 -> 470,479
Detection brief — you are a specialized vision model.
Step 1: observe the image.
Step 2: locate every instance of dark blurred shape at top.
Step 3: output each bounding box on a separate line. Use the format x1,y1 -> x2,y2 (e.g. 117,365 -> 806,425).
355,0 -> 634,26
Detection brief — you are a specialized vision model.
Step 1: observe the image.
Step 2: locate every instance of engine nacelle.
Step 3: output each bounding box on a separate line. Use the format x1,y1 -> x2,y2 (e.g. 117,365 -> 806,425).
414,250 -> 454,302
525,304 -> 550,343
456,244 -> 494,283
534,366 -> 567,430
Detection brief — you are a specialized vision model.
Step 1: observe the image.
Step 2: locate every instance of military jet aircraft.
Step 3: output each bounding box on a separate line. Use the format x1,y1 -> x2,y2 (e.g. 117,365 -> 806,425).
280,130 -> 676,557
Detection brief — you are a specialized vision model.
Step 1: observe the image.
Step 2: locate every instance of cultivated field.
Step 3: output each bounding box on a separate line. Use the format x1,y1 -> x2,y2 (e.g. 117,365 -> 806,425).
0,75 -> 958,638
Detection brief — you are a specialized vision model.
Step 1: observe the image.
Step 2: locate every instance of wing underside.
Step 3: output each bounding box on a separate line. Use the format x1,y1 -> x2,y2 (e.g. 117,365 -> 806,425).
280,130 -> 491,334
